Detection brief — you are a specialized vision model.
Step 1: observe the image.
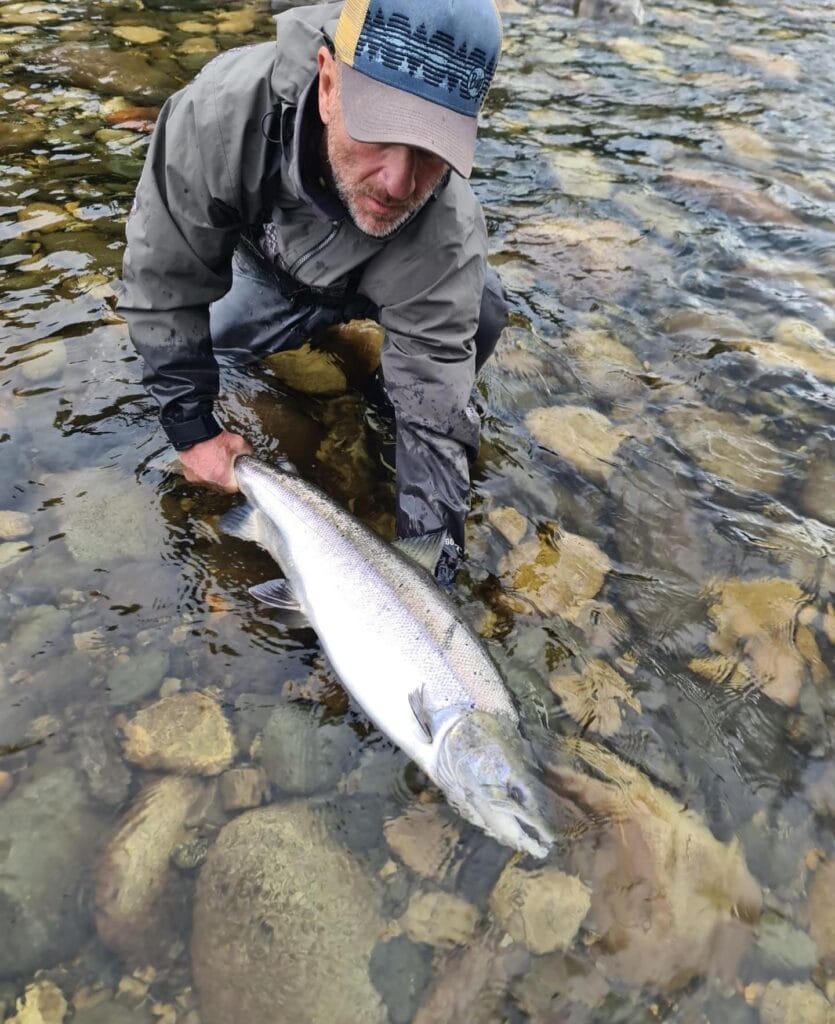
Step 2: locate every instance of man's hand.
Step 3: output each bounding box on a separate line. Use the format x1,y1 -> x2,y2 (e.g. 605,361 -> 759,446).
178,431 -> 253,492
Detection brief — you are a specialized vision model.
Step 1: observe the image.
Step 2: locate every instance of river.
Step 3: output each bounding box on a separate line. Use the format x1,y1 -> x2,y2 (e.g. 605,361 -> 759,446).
0,0 -> 833,1021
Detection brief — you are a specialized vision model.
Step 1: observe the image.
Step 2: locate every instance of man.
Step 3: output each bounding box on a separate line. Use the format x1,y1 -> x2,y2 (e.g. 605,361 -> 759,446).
120,0 -> 507,581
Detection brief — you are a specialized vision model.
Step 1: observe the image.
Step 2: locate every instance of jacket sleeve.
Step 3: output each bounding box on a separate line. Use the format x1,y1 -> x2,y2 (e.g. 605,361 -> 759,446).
118,46 -> 277,448
365,181 -> 487,551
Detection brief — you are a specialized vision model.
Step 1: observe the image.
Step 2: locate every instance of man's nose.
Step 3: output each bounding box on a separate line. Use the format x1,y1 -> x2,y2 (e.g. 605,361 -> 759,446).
379,145 -> 416,200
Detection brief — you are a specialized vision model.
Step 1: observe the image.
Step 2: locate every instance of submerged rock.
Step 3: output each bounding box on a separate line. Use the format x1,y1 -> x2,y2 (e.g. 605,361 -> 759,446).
6,980 -> 68,1024
691,577 -> 817,707
0,510 -> 33,540
507,217 -> 667,308
525,405 -> 630,483
258,701 -> 357,794
498,528 -> 610,623
0,763 -> 106,978
192,803 -> 386,1024
121,691 -> 237,776
399,890 -> 480,948
662,406 -> 787,494
550,739 -> 762,991
58,467 -> 166,565
265,342 -> 348,395
95,775 -> 207,965
490,863 -> 591,955
809,859 -> 835,963
550,659 -> 641,737
105,649 -> 170,707
383,802 -> 462,881
759,980 -> 834,1024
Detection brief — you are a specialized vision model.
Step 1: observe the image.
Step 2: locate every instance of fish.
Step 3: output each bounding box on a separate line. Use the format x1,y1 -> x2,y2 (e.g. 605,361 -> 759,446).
218,454 -> 555,858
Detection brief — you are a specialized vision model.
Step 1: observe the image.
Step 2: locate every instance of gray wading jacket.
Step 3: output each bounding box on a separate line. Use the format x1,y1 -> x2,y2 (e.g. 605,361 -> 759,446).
119,1 -> 488,550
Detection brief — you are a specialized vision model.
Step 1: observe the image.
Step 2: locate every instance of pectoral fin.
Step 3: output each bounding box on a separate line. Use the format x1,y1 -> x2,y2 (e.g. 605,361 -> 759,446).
408,686 -> 433,742
248,579 -> 309,627
394,530 -> 447,574
218,504 -> 267,544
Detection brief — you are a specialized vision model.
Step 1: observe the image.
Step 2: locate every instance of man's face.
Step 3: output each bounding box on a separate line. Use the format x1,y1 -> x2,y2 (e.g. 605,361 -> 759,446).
317,50 -> 449,238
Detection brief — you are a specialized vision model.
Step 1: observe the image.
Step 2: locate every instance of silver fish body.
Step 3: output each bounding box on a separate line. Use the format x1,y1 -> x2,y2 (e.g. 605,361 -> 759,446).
221,455 -> 554,858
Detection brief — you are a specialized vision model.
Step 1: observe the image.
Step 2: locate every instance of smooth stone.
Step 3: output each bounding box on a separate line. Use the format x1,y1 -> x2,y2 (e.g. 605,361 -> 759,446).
57,467 -> 166,565
662,406 -> 787,494
20,339 -> 67,382
754,913 -> 819,973
369,937 -> 432,1024
6,980 -> 67,1024
759,981 -> 834,1024
416,939 -> 530,1024
0,541 -> 30,570
192,803 -> 387,1024
490,864 -> 590,955
692,577 -> 813,707
112,25 -> 166,43
218,766 -> 267,810
48,44 -> 178,102
8,604 -> 71,664
551,739 -> 762,990
399,891 -> 480,948
809,860 -> 835,961
264,343 -> 348,395
516,952 -> 609,1019
95,776 -> 207,964
121,692 -> 237,776
71,1000 -> 155,1024
801,452 -> 835,526
105,650 -> 170,707
488,505 -> 528,546
550,659 -> 641,737
75,714 -> 132,807
509,217 -> 666,308
498,529 -> 610,622
525,405 -> 629,482
560,327 -> 644,400
383,803 -> 462,881
0,763 -> 106,978
259,702 -> 357,795
549,148 -> 614,200
0,510 -> 33,540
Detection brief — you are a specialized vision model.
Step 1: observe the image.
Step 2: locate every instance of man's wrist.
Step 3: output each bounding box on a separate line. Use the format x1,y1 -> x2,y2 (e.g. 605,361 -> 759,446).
163,412 -> 224,452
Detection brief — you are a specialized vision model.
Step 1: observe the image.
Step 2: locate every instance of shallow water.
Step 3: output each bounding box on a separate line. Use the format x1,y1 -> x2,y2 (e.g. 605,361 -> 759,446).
0,0 -> 833,1021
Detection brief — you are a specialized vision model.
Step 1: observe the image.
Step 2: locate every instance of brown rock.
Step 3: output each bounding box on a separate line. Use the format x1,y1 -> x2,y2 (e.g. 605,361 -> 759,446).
809,859 -> 835,963
550,738 -> 762,991
121,691 -> 236,776
218,766 -> 267,811
95,775 -> 206,964
383,802 -> 461,880
490,863 -> 590,954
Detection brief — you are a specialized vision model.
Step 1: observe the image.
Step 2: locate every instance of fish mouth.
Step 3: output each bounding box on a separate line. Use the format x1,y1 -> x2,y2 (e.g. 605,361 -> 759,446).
514,815 -> 553,859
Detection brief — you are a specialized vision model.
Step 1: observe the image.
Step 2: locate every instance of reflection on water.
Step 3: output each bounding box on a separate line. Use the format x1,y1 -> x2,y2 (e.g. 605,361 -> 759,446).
0,0 -> 833,1020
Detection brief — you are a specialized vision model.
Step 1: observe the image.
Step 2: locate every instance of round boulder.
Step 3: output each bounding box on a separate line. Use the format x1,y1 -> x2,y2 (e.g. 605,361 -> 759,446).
192,803 -> 386,1024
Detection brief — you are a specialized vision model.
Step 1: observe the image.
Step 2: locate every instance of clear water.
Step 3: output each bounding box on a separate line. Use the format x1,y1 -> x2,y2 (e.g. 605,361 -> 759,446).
0,0 -> 832,1021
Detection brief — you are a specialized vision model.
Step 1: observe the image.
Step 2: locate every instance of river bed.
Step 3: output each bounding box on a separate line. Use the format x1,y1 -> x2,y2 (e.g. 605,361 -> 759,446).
0,0 -> 833,1022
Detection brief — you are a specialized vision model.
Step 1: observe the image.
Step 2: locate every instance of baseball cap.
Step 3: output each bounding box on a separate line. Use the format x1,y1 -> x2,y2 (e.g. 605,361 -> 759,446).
333,0 -> 503,178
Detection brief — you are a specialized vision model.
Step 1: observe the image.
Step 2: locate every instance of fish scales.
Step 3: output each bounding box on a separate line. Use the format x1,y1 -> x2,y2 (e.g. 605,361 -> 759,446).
223,455 -> 554,857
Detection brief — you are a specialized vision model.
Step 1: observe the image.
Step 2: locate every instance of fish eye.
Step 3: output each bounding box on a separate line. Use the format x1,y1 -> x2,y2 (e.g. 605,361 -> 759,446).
508,783 -> 526,805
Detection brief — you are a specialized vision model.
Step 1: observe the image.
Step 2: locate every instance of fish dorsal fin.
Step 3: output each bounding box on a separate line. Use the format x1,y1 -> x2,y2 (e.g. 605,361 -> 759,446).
218,503 -> 266,543
408,686 -> 433,743
394,530 -> 447,574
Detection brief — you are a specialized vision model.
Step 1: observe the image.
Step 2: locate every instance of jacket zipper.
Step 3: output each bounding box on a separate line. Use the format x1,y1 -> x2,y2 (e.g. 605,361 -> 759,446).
288,221 -> 342,276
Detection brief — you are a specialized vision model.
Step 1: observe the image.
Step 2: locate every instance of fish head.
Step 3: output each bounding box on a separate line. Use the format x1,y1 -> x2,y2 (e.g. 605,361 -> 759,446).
435,711 -> 555,859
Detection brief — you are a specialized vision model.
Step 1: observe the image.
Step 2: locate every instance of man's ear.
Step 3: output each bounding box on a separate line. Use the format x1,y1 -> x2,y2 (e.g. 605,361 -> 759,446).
317,46 -> 338,125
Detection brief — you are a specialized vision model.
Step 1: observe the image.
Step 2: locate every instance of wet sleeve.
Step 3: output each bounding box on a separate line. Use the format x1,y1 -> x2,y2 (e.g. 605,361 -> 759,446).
118,53 -> 271,448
